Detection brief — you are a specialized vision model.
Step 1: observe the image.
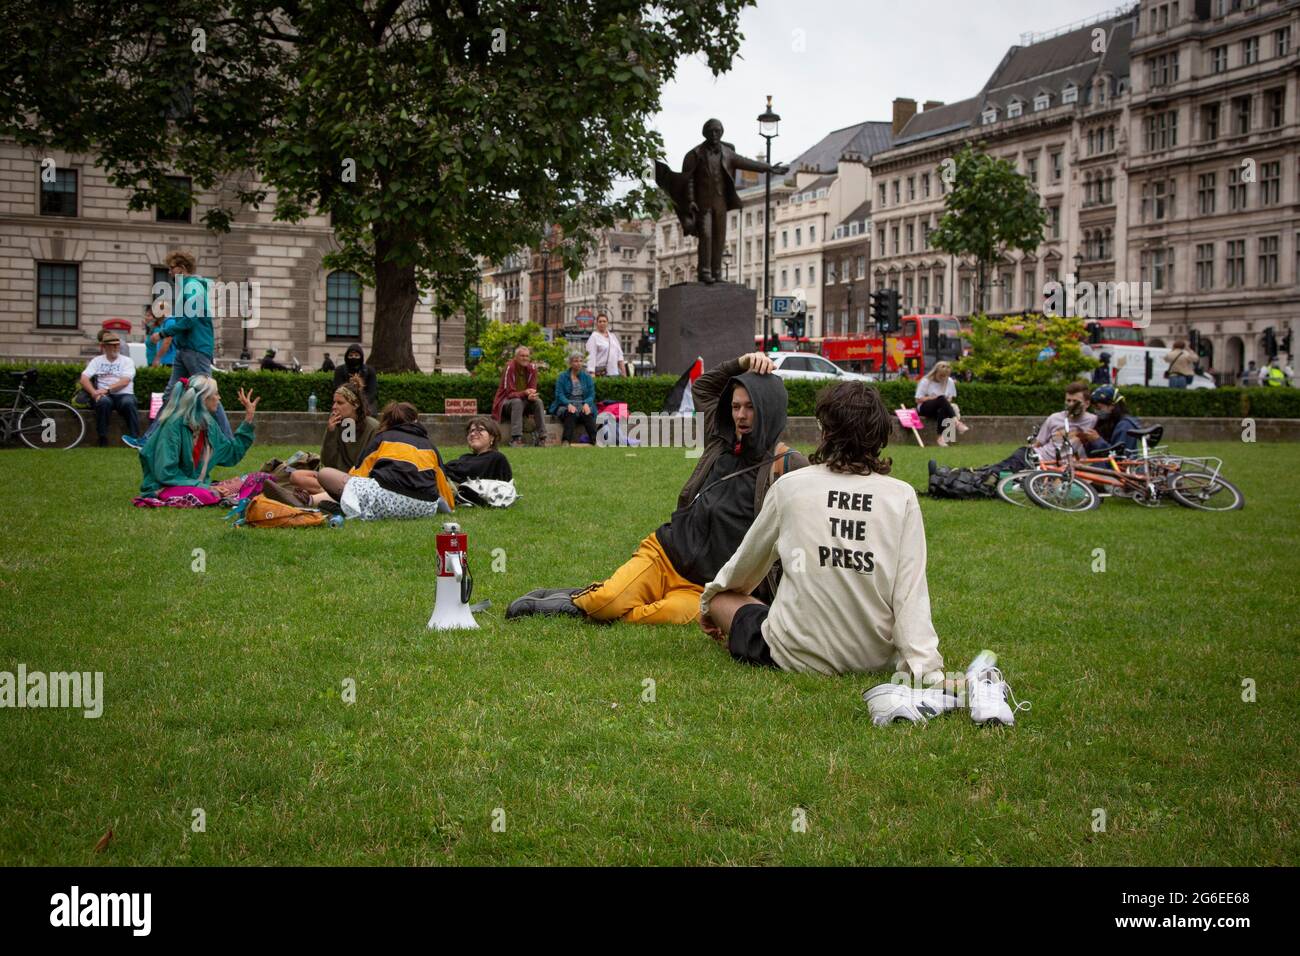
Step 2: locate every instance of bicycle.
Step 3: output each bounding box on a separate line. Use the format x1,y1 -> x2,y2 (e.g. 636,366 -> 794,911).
0,369 -> 86,449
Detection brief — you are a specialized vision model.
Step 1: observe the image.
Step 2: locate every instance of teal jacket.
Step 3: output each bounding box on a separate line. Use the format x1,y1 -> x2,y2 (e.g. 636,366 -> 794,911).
549,370 -> 595,415
159,275 -> 215,356
139,413 -> 254,495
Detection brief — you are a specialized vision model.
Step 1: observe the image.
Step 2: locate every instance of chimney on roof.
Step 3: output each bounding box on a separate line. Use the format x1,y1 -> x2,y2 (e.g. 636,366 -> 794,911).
923,100 -> 944,112
892,98 -> 918,135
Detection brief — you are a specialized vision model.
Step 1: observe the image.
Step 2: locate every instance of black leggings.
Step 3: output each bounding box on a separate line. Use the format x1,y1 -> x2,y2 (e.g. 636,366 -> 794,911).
918,396 -> 957,435
559,410 -> 598,444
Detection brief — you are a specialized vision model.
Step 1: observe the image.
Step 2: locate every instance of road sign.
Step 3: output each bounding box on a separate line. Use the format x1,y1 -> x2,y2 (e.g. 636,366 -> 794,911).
468,347 -> 483,359
771,296 -> 794,317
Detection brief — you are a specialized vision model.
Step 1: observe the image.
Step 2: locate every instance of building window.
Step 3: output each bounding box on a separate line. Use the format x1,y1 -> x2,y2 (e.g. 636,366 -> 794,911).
907,176 -> 916,201
1260,161 -> 1281,205
1062,83 -> 1078,105
892,180 -> 901,204
1000,272 -> 1013,309
622,273 -> 634,292
1049,204 -> 1061,239
1201,103 -> 1220,141
1141,249 -> 1173,292
922,173 -> 931,198
1148,52 -> 1179,87
1277,27 -> 1292,58
795,227 -> 802,247
1209,45 -> 1227,73
982,107 -> 998,125
877,228 -> 885,252
1026,156 -> 1038,184
891,226 -> 900,254
1265,88 -> 1284,128
906,224 -> 915,252
1242,36 -> 1259,65
1007,99 -> 1023,119
794,266 -> 802,288
826,264 -> 835,285
1258,236 -> 1279,285
37,263 -> 79,328
1198,172 -> 1217,214
781,230 -> 788,249
1228,167 -> 1247,210
919,276 -> 929,311
325,270 -> 362,338
960,277 -> 972,313
1226,239 -> 1245,288
39,168 -> 78,217
1051,151 -> 1063,181
1232,95 -> 1251,135
780,269 -> 788,289
878,183 -> 887,207
1195,243 -> 1215,290
1145,110 -> 1178,151
809,225 -> 816,243
155,175 -> 193,223
1034,93 -> 1051,111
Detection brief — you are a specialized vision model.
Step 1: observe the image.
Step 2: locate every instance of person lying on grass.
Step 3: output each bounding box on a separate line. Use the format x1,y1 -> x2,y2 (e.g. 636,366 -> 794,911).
137,377 -> 259,504
287,384 -> 380,498
506,351 -> 808,624
308,401 -> 454,521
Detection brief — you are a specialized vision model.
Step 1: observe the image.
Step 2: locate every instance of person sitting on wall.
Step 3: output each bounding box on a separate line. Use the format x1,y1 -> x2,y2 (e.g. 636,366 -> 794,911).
492,344 -> 548,448
550,352 -> 599,446
80,332 -> 139,447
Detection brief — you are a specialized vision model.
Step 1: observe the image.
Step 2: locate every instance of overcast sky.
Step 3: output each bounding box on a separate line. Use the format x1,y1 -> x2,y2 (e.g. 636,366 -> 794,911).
640,0 -> 1121,173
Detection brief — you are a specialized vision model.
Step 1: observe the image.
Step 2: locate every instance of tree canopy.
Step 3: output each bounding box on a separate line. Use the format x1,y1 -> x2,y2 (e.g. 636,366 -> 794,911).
1,0 -> 753,370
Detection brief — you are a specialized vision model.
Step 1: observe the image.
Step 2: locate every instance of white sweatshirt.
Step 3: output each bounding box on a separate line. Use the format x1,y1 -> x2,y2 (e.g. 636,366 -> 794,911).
701,463 -> 945,679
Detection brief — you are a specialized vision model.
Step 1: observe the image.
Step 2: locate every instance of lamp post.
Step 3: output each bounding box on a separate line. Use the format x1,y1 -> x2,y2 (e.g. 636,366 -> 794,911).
758,95 -> 781,349
722,247 -> 732,282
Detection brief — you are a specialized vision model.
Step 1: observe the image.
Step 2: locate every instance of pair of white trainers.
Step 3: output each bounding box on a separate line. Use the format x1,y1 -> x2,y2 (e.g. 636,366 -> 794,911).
862,650 -> 1030,727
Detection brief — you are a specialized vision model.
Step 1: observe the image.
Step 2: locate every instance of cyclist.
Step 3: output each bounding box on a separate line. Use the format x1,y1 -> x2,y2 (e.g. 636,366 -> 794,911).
1087,385 -> 1142,453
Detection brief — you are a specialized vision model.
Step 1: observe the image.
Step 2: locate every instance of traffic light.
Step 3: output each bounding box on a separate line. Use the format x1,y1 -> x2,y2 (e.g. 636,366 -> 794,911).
647,306 -> 658,343
791,311 -> 806,338
767,333 -> 781,352
886,289 -> 902,333
870,290 -> 888,331
1263,327 -> 1277,357
637,333 -> 650,355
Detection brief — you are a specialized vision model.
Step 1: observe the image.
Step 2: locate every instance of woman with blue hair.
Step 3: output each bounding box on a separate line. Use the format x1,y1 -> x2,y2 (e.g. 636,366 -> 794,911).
137,376 -> 259,503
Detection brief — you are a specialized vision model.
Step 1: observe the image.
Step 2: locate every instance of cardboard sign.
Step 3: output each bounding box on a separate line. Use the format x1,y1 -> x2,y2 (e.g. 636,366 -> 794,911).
895,408 -> 923,430
444,398 -> 477,415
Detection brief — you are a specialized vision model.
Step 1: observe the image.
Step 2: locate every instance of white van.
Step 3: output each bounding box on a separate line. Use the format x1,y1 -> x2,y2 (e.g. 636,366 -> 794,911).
1084,343 -> 1216,389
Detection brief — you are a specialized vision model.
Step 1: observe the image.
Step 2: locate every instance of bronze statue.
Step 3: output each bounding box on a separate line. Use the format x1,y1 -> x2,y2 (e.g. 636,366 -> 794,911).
655,119 -> 789,284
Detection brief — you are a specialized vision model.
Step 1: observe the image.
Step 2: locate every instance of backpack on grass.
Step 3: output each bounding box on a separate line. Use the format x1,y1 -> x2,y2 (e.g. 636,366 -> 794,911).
227,493 -> 327,528
927,465 -> 999,500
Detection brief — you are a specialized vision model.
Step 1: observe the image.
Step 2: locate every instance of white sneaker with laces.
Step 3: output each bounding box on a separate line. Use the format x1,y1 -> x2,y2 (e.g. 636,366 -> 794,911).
863,682 -> 959,726
965,650 -> 1030,726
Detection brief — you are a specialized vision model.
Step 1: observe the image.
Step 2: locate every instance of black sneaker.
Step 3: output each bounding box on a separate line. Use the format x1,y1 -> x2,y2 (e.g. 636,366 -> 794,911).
505,591 -> 584,620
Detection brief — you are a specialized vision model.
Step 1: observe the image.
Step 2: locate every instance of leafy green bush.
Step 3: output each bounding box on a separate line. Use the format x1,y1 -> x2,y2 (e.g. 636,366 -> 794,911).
956,313 -> 1097,384
6,363 -> 1299,419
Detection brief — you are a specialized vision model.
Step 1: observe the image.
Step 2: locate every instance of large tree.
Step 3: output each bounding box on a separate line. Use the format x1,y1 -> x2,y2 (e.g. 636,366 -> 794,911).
929,144 -> 1047,314
1,0 -> 751,370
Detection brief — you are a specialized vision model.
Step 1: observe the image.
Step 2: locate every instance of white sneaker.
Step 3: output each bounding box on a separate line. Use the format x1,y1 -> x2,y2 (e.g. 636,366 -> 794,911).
965,650 -> 1030,726
863,682 -> 959,726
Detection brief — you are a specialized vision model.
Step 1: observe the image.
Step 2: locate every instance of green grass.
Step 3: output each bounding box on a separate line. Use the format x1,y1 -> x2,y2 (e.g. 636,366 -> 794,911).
0,438 -> 1296,866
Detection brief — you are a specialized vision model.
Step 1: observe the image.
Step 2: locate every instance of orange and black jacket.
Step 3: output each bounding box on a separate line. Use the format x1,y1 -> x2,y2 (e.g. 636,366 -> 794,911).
349,421 -> 455,507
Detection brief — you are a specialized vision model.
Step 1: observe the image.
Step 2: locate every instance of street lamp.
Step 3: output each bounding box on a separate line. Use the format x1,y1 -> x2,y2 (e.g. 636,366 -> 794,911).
758,95 -> 781,349
723,247 -> 732,282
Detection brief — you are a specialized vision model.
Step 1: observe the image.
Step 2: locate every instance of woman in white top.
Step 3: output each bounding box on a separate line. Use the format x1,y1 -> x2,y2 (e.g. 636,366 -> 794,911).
914,361 -> 969,446
585,312 -> 627,377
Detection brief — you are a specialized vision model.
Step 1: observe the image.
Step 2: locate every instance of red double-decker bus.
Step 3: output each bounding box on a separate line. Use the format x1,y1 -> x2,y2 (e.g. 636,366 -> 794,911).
820,314 -> 963,378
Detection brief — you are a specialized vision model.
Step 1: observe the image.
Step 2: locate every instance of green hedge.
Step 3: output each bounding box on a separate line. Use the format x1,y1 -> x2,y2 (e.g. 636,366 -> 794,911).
6,363 -> 1298,419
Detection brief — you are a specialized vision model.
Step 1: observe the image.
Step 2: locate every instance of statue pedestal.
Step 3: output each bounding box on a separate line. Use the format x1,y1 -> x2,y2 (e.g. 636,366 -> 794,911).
655,283 -> 757,376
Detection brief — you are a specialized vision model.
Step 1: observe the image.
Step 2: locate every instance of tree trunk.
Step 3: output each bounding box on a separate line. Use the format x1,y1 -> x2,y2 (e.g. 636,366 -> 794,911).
369,228 -> 421,372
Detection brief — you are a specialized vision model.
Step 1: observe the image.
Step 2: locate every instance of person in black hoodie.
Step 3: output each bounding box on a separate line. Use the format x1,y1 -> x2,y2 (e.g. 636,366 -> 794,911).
313,401 -> 454,520
332,343 -> 379,412
507,351 -> 808,624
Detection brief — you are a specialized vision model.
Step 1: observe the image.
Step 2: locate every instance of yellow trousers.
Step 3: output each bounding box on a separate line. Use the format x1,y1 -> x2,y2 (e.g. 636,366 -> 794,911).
573,533 -> 703,625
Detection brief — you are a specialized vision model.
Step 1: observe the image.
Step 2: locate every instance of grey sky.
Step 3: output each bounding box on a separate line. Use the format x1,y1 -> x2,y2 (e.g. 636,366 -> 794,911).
647,0 -> 1125,169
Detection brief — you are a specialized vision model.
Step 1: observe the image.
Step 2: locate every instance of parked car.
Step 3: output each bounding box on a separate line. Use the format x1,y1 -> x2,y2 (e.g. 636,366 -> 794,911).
769,352 -> 877,383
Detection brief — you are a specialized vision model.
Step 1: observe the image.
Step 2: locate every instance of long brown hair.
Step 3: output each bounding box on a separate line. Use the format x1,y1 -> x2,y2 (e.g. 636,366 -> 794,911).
810,381 -> 892,475
378,401 -> 419,431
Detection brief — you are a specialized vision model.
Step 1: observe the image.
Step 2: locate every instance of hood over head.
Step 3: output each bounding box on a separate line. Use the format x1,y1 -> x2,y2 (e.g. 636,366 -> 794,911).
712,370 -> 789,459
345,344 -> 365,369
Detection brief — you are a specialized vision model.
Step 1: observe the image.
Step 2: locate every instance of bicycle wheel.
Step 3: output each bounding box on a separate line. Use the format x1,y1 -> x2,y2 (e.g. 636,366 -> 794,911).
16,399 -> 85,449
996,471 -> 1032,507
1169,472 -> 1244,511
1023,470 -> 1100,512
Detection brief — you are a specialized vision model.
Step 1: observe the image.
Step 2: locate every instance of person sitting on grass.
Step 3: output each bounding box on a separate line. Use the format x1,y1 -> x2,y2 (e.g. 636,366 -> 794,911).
443,416 -> 513,484
506,351 -> 808,624
286,384 -> 379,498
549,352 -> 598,446
698,380 -> 1024,727
1033,380 -> 1099,463
492,345 -> 548,447
310,401 -> 454,521
137,377 -> 259,504
1086,385 -> 1142,453
80,331 -> 139,447
914,361 -> 970,447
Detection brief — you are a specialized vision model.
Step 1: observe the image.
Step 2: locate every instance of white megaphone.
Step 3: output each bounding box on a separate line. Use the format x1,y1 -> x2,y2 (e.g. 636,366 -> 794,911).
427,522 -> 480,630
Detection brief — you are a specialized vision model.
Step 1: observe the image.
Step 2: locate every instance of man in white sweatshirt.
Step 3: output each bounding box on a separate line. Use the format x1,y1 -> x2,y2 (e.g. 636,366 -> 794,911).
699,380 -> 1025,725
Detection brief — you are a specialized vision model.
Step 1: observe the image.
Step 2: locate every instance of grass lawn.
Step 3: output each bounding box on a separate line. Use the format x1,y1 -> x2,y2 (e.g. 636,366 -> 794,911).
0,436 -> 1296,866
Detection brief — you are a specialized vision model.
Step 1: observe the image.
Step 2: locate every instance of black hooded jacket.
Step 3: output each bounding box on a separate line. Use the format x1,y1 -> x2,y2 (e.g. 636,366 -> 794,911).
332,343 -> 379,412
655,368 -> 798,588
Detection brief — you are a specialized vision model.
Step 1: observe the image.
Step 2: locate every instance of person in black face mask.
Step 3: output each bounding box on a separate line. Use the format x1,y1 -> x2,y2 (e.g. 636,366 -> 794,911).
332,343 -> 378,412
